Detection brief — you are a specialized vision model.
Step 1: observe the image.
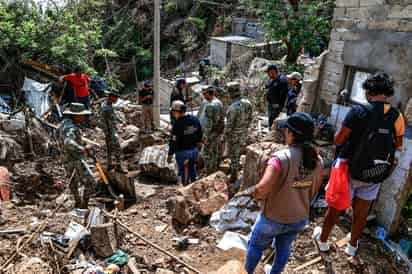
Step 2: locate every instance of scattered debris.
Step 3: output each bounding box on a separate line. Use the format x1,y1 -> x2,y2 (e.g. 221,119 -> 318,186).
138,145 -> 178,182
210,195 -> 259,232
217,231 -> 248,251
91,223 -> 118,257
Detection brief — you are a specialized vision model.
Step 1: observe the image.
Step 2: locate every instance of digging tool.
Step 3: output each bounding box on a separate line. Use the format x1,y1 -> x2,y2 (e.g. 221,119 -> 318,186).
88,152 -> 119,200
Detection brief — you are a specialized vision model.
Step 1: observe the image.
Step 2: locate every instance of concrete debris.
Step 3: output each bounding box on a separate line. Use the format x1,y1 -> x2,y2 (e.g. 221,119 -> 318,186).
91,223 -> 118,257
138,145 -> 178,182
242,142 -> 285,190
167,196 -> 192,225
12,257 -> 53,274
217,231 -> 248,251
155,269 -> 175,274
121,125 -> 140,153
210,195 -> 260,232
178,171 -> 229,216
405,97 -> 412,127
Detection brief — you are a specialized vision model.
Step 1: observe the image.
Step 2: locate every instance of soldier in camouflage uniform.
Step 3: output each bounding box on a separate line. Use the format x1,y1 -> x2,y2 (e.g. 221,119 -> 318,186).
100,89 -> 122,170
198,86 -> 224,174
225,82 -> 253,184
58,103 -> 95,209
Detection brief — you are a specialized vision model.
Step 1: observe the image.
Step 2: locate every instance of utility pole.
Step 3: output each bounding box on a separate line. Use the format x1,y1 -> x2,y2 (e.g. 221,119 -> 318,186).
153,0 -> 161,128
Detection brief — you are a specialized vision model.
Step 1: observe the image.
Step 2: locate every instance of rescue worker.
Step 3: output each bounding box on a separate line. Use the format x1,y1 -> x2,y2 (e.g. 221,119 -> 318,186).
139,80 -> 155,133
100,89 -> 122,170
266,65 -> 288,128
59,67 -> 91,108
58,103 -> 95,208
168,101 -> 203,185
198,85 -> 224,174
170,78 -> 191,125
225,82 -> 253,184
286,72 -> 303,116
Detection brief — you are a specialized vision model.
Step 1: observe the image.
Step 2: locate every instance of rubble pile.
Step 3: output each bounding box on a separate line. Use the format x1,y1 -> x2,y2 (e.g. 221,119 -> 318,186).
138,145 -> 178,182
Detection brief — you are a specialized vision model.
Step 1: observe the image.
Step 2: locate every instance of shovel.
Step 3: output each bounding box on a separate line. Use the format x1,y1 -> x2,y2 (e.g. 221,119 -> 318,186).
89,152 -> 119,200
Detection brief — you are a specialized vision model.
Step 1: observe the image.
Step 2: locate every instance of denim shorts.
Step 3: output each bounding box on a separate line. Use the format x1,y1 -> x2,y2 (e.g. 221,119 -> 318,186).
350,178 -> 381,201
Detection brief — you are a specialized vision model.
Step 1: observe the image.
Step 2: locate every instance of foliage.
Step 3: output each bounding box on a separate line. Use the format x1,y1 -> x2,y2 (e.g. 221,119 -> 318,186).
0,1 -> 103,74
246,0 -> 333,63
187,16 -> 207,31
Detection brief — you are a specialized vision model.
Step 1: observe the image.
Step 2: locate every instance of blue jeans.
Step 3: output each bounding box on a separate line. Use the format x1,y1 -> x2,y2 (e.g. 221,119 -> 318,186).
175,147 -> 198,184
245,214 -> 307,274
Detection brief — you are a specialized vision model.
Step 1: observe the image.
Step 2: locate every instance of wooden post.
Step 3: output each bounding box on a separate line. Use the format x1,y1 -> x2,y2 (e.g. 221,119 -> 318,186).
153,0 -> 161,127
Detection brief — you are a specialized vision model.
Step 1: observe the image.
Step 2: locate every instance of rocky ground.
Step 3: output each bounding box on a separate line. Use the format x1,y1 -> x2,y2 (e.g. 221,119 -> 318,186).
0,92 -> 408,273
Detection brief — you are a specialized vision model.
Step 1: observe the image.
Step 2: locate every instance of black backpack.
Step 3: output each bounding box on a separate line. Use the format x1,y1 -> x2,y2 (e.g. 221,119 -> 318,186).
349,103 -> 399,183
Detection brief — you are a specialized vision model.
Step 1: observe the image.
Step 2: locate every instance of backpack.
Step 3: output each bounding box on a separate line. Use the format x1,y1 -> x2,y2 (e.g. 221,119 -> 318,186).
349,103 -> 399,183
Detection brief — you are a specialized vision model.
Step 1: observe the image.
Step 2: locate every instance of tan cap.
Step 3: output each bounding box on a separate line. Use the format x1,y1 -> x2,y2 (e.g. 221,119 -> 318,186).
287,72 -> 303,81
170,100 -> 186,112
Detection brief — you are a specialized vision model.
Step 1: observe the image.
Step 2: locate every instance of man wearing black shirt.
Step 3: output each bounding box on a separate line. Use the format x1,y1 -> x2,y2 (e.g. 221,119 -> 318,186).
170,78 -> 191,125
266,65 -> 289,129
168,100 -> 203,185
139,81 -> 154,133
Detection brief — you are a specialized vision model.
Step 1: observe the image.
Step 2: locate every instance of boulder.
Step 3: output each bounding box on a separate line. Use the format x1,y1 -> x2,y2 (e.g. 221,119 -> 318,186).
121,125 -> 140,153
138,145 -> 177,183
242,142 -> 285,190
179,171 -> 229,216
167,196 -> 192,225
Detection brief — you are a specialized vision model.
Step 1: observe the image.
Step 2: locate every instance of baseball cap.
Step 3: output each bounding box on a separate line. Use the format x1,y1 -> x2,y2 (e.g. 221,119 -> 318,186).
202,85 -> 214,93
170,100 -> 186,112
287,72 -> 303,81
278,112 -> 314,139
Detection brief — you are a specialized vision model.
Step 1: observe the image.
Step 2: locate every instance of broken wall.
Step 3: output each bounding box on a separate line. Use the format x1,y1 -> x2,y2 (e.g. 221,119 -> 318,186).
319,0 -> 412,235
318,0 -> 412,112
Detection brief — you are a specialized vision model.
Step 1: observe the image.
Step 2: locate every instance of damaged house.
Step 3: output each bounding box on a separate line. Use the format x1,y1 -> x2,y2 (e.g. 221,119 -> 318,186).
304,0 -> 412,235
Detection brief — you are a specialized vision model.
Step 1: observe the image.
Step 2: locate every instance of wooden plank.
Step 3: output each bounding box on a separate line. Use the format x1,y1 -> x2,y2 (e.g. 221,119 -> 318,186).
293,256 -> 322,272
127,257 -> 141,274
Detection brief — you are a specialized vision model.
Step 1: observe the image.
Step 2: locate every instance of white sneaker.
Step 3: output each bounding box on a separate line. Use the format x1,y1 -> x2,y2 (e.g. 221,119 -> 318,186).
264,264 -> 272,274
312,226 -> 330,252
344,242 -> 358,257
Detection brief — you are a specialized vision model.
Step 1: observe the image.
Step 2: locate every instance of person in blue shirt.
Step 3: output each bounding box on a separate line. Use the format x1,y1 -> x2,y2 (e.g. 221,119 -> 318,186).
286,72 -> 303,116
168,100 -> 203,185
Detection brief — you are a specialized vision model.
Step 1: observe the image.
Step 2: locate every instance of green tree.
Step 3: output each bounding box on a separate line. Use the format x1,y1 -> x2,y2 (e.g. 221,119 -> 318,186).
248,0 -> 333,63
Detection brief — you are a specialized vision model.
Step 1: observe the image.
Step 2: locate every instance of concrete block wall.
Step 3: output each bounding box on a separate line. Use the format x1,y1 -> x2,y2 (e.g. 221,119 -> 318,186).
319,0 -> 412,109
319,0 -> 412,235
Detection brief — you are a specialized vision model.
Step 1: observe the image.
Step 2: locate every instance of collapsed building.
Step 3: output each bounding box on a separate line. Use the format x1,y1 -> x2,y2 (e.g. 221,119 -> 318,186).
299,0 -> 412,235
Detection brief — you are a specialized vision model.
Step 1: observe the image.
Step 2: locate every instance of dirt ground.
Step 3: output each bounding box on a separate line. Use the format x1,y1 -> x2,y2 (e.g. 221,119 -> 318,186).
0,168 -> 407,273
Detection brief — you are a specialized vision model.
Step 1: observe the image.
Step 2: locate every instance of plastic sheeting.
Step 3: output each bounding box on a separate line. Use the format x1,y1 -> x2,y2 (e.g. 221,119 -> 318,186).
210,195 -> 260,232
22,77 -> 51,117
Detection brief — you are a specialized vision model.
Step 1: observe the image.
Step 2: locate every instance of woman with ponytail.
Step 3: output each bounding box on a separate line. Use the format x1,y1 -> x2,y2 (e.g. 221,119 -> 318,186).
243,112 -> 324,274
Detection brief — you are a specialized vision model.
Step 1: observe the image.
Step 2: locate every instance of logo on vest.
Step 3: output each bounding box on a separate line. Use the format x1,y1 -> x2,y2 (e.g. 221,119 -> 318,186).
292,180 -> 313,188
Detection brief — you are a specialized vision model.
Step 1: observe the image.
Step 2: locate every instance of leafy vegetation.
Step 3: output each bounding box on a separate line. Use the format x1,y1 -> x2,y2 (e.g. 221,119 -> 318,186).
241,0 -> 334,63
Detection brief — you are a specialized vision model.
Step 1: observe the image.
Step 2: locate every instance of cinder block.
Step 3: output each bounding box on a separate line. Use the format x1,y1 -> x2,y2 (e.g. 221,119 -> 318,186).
336,0 -> 360,8
360,0 -> 385,6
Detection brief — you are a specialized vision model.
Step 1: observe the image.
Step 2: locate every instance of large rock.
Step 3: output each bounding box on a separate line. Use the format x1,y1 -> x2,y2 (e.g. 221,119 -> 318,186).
138,145 -> 178,183
121,125 -> 140,153
167,196 -> 192,225
179,171 -> 229,216
242,142 -> 286,190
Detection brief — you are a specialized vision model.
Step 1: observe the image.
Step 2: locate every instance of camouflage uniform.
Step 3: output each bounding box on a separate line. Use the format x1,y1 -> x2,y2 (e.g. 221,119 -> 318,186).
225,84 -> 253,182
100,102 -> 122,169
58,119 -> 95,208
198,97 -> 224,174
